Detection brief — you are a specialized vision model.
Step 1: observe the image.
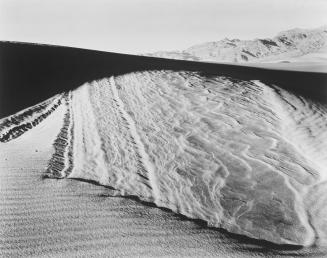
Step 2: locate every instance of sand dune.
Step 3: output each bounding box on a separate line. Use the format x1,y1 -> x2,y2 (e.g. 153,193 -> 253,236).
1,42 -> 327,256
1,41 -> 327,119
0,106 -> 254,257
13,71 -> 323,246
3,93 -> 322,257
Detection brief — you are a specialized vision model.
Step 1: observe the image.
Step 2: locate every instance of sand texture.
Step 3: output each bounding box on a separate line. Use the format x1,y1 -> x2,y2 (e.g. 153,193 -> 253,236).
2,70 -> 326,251
3,91 -> 323,257
1,33 -> 327,257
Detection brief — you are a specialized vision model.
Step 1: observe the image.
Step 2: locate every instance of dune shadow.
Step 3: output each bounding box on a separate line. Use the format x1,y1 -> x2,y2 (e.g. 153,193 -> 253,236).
1,41 -> 327,118
42,175 -> 323,256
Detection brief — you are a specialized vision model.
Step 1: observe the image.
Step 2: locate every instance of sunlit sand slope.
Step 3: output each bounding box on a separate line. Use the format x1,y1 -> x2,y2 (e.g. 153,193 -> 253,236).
3,103 -> 279,258
29,70 -> 326,246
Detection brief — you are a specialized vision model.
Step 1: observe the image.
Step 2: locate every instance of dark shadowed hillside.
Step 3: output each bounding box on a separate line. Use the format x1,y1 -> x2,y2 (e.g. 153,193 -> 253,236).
0,41 -> 326,118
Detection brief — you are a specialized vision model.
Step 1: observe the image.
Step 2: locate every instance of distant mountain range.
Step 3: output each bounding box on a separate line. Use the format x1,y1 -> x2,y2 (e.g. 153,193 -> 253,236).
146,26 -> 327,63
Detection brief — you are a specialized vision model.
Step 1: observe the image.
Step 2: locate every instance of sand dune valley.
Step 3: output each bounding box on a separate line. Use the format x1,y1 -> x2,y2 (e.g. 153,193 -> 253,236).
1,39 -> 327,257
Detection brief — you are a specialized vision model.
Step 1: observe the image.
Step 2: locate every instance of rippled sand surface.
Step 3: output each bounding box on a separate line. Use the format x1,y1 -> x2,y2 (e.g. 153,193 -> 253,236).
1,97 -> 311,258
1,70 -> 327,256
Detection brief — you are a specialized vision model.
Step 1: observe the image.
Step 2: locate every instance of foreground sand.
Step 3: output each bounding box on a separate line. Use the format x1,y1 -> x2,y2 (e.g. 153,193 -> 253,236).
1,80 -> 326,257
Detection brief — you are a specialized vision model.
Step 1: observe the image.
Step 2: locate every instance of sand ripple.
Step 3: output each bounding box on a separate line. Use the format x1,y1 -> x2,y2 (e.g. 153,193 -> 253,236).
2,70 -> 327,247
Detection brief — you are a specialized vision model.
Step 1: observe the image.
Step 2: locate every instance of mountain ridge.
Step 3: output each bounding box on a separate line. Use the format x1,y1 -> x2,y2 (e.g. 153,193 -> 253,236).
146,26 -> 327,63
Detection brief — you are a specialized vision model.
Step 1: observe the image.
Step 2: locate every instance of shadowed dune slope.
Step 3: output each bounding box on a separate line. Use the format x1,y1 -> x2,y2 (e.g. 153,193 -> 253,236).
0,41 -> 327,118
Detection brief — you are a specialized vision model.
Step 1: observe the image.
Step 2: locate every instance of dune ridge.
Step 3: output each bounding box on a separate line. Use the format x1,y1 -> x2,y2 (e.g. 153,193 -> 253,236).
45,92 -> 74,178
0,95 -> 62,142
6,70 -> 322,246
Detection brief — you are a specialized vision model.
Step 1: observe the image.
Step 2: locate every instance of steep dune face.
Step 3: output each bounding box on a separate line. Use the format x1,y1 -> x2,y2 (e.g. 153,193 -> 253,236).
147,27 -> 327,63
15,70 -> 322,246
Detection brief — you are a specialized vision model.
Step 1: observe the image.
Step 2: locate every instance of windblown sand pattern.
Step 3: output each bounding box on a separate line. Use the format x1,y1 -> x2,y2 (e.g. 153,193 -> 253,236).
2,70 -> 327,248
28,70 -> 325,247
0,94 -> 63,142
45,92 -> 74,178
3,110 -> 314,258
